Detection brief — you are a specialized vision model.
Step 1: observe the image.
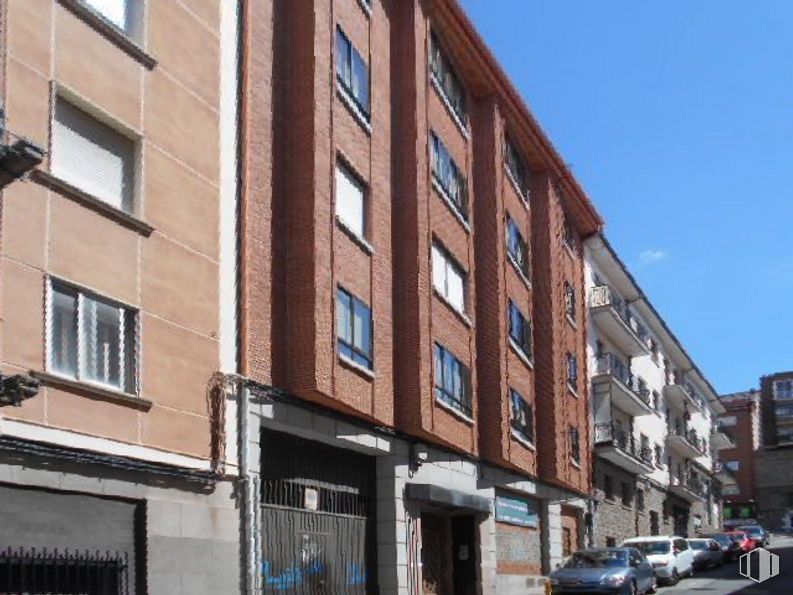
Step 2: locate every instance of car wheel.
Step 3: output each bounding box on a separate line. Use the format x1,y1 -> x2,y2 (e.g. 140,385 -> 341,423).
646,578 -> 658,594
624,579 -> 637,595
671,569 -> 680,585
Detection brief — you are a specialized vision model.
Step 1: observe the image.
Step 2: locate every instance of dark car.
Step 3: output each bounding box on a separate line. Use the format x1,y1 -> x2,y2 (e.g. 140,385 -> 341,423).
704,533 -> 743,562
724,530 -> 757,553
688,538 -> 724,570
737,525 -> 769,546
549,548 -> 657,594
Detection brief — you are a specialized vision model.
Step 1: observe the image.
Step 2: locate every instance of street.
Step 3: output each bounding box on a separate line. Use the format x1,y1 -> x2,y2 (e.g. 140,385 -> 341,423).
659,536 -> 793,595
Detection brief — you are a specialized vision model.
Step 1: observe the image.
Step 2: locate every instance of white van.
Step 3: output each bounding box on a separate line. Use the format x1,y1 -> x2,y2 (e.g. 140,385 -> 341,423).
620,536 -> 694,585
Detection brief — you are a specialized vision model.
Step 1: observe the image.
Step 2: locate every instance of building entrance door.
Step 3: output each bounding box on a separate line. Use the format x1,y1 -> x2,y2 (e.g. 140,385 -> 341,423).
420,512 -> 478,595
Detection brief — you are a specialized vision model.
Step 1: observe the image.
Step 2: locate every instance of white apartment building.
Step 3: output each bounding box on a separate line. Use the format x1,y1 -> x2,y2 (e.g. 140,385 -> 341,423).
584,236 -> 733,545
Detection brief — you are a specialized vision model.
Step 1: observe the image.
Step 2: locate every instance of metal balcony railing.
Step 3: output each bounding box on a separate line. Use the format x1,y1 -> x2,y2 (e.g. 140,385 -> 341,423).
589,285 -> 649,343
595,353 -> 651,406
595,422 -> 654,466
0,114 -> 45,189
669,419 -> 707,455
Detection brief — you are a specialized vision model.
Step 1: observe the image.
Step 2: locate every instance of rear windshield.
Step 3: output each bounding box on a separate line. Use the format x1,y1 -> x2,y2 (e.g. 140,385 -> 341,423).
689,541 -> 709,550
729,533 -> 747,541
628,542 -> 670,555
564,551 -> 628,569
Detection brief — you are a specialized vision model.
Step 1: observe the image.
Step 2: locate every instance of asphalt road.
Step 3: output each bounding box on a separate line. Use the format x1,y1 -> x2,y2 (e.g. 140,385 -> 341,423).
659,535 -> 793,595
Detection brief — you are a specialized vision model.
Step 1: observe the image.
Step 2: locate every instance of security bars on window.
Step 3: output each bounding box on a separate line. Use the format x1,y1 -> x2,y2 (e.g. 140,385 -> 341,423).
508,300 -> 533,361
433,343 -> 471,417
430,131 -> 468,221
336,27 -> 370,120
48,280 -> 138,395
337,287 -> 374,370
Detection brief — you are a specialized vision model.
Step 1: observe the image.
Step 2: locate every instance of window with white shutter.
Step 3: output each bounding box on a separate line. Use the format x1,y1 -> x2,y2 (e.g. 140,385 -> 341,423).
335,162 -> 366,240
52,98 -> 136,213
431,244 -> 466,314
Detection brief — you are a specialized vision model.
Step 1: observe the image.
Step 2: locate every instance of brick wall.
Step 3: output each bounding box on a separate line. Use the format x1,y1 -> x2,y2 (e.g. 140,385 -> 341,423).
496,521 -> 542,576
721,397 -> 758,502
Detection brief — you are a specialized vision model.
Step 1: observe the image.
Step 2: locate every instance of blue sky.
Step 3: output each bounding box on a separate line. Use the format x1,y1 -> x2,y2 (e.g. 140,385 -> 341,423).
460,0 -> 793,394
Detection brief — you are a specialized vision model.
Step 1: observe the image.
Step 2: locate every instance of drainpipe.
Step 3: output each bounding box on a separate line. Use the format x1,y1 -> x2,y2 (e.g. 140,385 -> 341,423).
238,382 -> 259,594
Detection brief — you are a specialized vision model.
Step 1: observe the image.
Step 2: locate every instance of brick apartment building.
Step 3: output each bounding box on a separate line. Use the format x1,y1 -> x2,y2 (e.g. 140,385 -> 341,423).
584,236 -> 729,545
718,391 -> 760,527
0,0 -> 240,592
231,0 -> 602,592
755,371 -> 793,529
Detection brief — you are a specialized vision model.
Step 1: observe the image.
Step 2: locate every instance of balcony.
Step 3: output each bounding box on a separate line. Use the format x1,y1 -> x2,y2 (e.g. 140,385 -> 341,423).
588,286 -> 650,357
594,422 -> 654,475
0,121 -> 44,189
669,471 -> 706,502
713,462 -> 737,486
666,421 -> 707,459
711,422 -> 736,449
592,353 -> 654,416
663,375 -> 703,412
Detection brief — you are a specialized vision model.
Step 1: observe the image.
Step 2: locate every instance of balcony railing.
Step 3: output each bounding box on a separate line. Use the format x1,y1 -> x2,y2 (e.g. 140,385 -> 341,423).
672,470 -> 706,496
595,422 -> 654,466
669,420 -> 707,455
589,286 -> 650,343
595,353 -> 651,406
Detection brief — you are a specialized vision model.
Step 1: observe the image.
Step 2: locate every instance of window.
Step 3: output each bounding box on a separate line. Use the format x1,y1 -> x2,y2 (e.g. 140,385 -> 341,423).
724,460 -> 740,472
48,280 -> 137,394
655,445 -> 663,467
604,475 -> 614,500
510,388 -> 534,444
563,218 -> 576,252
429,32 -> 467,125
335,162 -> 366,240
506,216 -> 530,279
637,489 -> 645,512
508,300 -> 533,360
432,244 -> 466,314
774,380 -> 793,400
605,536 -> 617,548
653,390 -> 662,412
52,97 -> 135,212
336,26 -> 370,119
504,135 -> 529,198
570,426 -> 581,464
566,352 -> 578,391
434,343 -> 471,417
84,0 -> 140,37
430,132 -> 468,220
564,281 -> 576,321
621,483 -> 632,507
336,287 -> 373,370
649,339 -> 660,363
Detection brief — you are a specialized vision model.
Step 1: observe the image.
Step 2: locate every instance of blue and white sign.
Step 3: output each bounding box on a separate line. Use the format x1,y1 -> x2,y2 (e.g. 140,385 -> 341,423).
495,494 -> 539,528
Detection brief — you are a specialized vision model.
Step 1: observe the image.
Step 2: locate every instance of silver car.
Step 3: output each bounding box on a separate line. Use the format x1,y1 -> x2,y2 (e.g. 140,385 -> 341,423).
688,538 -> 724,570
549,547 -> 657,594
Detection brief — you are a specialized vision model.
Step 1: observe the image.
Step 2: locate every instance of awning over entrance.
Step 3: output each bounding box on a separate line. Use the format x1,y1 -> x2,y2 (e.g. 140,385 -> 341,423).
406,483 -> 490,513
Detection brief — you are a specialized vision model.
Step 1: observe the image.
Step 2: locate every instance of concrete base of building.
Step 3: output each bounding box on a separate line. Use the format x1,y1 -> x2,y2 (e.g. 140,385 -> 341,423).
0,447 -> 240,595
250,392 -> 589,594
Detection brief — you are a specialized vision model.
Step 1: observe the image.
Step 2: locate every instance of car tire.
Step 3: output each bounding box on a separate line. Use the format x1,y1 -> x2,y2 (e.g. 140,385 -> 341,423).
624,579 -> 637,595
671,569 -> 680,585
646,578 -> 658,594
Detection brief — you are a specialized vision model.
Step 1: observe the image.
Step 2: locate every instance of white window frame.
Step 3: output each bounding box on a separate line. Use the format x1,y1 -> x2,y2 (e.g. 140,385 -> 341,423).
82,0 -> 145,41
46,278 -> 139,396
431,243 -> 466,314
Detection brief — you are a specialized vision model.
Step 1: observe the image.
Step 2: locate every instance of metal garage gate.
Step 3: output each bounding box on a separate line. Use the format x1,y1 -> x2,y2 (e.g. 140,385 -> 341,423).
260,429 -> 376,594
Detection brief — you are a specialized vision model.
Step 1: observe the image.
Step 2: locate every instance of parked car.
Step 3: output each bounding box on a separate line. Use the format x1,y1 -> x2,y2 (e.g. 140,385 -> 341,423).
737,525 -> 769,546
687,538 -> 724,569
703,533 -> 743,562
549,547 -> 657,595
724,530 -> 757,553
620,536 -> 694,586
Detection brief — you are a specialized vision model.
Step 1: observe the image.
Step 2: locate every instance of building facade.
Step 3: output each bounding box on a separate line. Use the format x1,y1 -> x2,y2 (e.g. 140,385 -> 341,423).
234,0 -> 603,593
0,0 -> 240,593
584,236 -> 729,547
718,391 -> 759,527
755,371 -> 793,529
